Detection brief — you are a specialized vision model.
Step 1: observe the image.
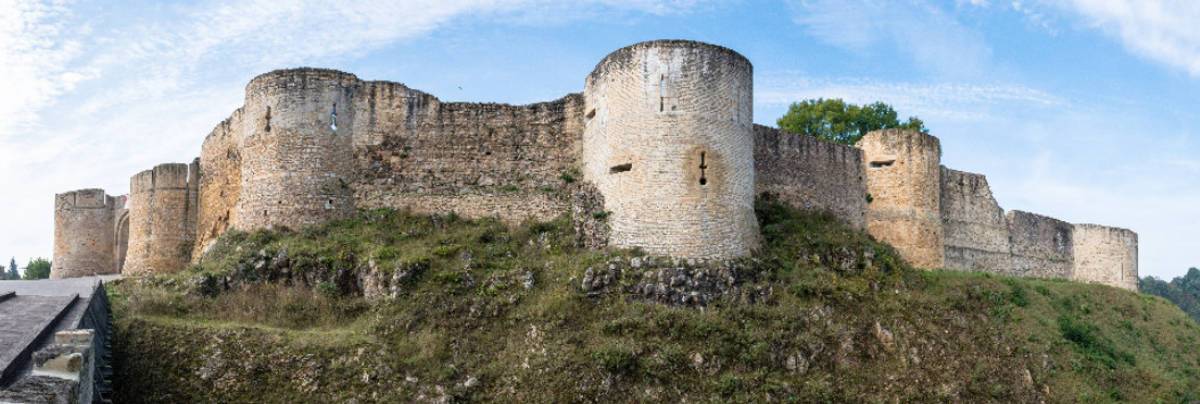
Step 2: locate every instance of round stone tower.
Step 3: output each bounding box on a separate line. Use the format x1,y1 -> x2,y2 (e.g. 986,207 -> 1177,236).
234,68 -> 358,231
582,40 -> 759,259
52,189 -> 120,279
122,163 -> 197,275
857,129 -> 944,268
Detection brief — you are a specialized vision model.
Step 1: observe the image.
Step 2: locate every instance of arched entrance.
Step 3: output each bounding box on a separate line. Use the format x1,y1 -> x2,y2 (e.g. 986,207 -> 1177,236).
114,211 -> 129,274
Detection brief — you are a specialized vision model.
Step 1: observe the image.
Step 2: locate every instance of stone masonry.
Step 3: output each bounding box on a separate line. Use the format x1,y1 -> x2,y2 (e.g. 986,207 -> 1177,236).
50,39 -> 1137,290
51,190 -> 126,279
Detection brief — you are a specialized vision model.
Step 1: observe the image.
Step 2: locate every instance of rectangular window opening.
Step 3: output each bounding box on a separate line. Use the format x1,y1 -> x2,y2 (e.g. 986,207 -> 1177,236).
869,160 -> 895,168
609,163 -> 633,174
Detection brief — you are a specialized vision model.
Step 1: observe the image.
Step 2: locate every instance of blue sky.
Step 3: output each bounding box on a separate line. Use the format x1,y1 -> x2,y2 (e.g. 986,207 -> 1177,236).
1,0 -> 1196,279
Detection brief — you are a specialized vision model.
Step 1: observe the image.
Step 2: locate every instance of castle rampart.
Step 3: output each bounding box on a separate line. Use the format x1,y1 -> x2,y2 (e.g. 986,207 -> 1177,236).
122,163 -> 198,275
52,189 -> 125,279
350,82 -> 585,223
753,124 -> 867,229
1072,224 -> 1138,290
857,129 -> 944,268
1006,210 -> 1074,279
940,167 -> 1012,271
48,39 -> 1139,291
581,40 -> 759,259
234,69 -> 358,231
194,109 -> 244,257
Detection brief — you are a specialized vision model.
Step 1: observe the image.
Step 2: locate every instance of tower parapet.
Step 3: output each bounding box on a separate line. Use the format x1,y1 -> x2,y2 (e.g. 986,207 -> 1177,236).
122,162 -> 198,275
234,68 -> 357,231
52,189 -> 124,279
581,40 -> 759,259
857,129 -> 944,268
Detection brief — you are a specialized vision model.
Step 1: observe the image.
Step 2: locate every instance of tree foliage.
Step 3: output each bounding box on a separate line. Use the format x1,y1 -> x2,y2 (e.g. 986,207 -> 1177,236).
23,258 -> 50,280
3,258 -> 16,280
1141,268 -> 1200,322
776,98 -> 927,145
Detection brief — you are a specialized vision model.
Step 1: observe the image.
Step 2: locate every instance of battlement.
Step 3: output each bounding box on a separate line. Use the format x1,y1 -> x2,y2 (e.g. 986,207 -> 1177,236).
56,189 -> 115,210
49,39 -> 1138,290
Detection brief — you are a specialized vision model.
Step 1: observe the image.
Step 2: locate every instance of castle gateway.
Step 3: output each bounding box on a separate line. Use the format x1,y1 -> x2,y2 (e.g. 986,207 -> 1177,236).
51,40 -> 1138,290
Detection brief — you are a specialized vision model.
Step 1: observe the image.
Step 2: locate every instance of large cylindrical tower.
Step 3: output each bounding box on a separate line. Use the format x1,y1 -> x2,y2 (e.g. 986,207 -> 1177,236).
582,40 -> 759,259
52,189 -> 120,279
234,68 -> 358,231
857,129 -> 944,268
123,163 -> 197,275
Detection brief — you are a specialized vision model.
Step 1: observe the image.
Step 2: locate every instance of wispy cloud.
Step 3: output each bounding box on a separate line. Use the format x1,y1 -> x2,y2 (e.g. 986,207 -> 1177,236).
757,73 -> 1064,122
0,0 -> 91,139
789,0 -> 993,79
1049,0 -> 1200,76
0,0 -> 710,266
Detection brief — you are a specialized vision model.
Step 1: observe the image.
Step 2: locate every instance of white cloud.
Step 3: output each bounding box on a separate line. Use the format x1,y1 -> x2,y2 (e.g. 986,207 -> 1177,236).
1045,0 -> 1200,76
789,0 -> 993,79
757,73 -> 1064,122
0,0 -> 90,139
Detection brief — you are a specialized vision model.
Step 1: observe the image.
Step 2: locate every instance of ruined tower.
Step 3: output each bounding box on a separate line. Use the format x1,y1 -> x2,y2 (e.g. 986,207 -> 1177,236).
1072,224 -> 1138,290
234,68 -> 357,231
52,189 -> 125,279
582,40 -> 759,259
858,129 -> 944,268
122,162 -> 198,275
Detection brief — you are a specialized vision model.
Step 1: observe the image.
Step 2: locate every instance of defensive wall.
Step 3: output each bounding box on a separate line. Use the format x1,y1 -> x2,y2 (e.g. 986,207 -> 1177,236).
122,162 -> 198,275
52,190 -> 126,279
49,39 -> 1137,290
859,129 -> 1138,290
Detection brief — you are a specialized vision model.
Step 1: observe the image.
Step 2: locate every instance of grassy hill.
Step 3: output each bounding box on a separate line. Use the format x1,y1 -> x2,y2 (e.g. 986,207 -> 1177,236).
107,200 -> 1200,403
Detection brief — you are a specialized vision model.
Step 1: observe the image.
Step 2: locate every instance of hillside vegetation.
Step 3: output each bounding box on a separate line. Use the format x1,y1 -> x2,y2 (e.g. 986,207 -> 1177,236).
108,200 -> 1200,403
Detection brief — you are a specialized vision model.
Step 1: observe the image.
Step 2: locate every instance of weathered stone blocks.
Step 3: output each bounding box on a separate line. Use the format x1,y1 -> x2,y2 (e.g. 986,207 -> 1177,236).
122,162 -> 198,275
49,39 -> 1139,290
858,129 -> 944,268
52,189 -> 126,279
582,39 -> 759,259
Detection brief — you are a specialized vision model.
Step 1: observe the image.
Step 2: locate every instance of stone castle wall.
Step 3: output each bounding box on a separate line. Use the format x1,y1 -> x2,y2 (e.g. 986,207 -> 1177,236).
857,129 -> 944,268
52,189 -> 124,279
351,82 -> 584,223
940,167 -> 1012,271
1073,224 -> 1138,290
582,40 -> 759,259
122,163 -> 198,275
194,109 -> 244,258
49,39 -> 1139,291
753,124 -> 867,229
1005,210 -> 1074,279
234,69 -> 357,232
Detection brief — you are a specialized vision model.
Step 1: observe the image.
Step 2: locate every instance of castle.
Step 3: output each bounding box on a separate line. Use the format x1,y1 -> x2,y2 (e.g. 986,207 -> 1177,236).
49,40 -> 1138,290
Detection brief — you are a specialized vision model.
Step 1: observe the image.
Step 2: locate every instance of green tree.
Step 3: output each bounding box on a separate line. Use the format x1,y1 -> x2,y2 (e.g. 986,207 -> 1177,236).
776,98 -> 927,145
5,258 -> 16,280
23,258 -> 51,280
1141,268 -> 1200,322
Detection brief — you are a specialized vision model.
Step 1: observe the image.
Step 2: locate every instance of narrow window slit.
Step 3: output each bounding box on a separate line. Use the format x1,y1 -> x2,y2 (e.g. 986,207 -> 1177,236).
609,163 -> 632,174
264,106 -> 272,132
330,103 -> 338,131
869,159 -> 895,168
586,109 -> 596,119
699,151 -> 708,186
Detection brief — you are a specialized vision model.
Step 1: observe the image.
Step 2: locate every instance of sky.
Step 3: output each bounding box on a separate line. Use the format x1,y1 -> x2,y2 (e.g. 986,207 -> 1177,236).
0,0 -> 1196,279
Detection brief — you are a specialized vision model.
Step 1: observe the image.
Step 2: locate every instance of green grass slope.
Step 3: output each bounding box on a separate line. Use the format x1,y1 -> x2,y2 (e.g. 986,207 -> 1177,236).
108,201 -> 1200,403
